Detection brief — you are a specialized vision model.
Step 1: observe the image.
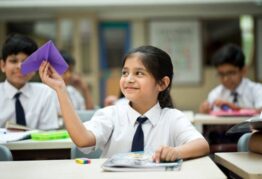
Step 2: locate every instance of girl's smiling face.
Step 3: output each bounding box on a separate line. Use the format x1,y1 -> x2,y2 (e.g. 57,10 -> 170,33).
120,54 -> 162,112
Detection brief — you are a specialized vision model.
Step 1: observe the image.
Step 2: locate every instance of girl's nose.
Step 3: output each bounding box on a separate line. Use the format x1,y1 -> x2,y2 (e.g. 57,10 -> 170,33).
127,74 -> 135,82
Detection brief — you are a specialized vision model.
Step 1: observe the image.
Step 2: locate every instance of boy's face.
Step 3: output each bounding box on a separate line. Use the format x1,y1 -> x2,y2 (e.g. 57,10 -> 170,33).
1,52 -> 34,89
216,64 -> 245,91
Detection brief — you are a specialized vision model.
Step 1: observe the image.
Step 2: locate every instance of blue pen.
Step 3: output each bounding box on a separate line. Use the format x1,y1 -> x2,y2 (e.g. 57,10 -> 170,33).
221,104 -> 230,111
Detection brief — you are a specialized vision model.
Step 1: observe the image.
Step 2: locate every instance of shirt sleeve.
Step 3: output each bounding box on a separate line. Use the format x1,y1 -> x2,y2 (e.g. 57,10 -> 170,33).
170,110 -> 204,146
82,106 -> 115,151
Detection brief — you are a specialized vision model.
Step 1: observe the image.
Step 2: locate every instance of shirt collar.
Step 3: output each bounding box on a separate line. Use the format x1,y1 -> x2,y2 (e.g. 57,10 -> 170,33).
127,102 -> 161,127
4,80 -> 30,99
221,78 -> 247,97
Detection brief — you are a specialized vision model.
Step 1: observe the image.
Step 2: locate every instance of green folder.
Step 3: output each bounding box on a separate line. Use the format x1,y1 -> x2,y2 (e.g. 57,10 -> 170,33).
31,130 -> 69,140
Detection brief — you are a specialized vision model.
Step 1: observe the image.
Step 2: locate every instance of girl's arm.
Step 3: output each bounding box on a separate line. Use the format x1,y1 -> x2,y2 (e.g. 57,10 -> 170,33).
153,138 -> 210,163
39,61 -> 96,147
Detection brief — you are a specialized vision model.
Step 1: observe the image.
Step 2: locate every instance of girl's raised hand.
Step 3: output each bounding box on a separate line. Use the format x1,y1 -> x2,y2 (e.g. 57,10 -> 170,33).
39,61 -> 66,91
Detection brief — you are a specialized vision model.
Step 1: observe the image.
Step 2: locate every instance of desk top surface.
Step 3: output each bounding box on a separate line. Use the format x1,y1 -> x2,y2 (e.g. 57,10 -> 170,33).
3,138 -> 72,150
194,114 -> 250,125
0,156 -> 226,179
215,152 -> 262,179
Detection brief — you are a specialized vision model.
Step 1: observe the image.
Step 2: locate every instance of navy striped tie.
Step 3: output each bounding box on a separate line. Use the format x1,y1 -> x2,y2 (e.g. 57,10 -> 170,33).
14,92 -> 26,126
131,117 -> 148,152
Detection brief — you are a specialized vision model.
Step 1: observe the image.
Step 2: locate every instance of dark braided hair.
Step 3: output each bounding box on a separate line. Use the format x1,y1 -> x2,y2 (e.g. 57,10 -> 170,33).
122,45 -> 174,108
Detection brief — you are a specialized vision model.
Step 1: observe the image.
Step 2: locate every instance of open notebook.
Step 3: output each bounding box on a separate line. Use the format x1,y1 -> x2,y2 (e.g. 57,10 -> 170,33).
226,116 -> 262,134
0,128 -> 38,144
102,152 -> 183,172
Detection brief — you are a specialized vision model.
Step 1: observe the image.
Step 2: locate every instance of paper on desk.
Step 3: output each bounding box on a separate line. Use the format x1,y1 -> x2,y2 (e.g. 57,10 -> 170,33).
21,40 -> 68,75
0,128 -> 38,144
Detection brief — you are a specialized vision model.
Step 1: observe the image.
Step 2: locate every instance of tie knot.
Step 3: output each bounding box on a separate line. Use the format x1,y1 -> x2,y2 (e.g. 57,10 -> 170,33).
137,117 -> 148,124
14,92 -> 22,99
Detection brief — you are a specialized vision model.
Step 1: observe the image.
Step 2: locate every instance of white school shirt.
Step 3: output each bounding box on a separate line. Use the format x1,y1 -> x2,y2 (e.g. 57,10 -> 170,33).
0,80 -> 59,130
208,78 -> 262,109
79,102 -> 203,158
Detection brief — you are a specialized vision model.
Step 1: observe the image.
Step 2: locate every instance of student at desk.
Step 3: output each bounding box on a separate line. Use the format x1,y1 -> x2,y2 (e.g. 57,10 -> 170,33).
39,45 -> 209,162
199,44 -> 262,151
199,43 -> 262,113
0,34 -> 59,130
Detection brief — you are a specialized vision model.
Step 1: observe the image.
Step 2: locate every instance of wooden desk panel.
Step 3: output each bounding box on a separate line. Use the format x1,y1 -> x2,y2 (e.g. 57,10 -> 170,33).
0,156 -> 226,179
215,152 -> 262,179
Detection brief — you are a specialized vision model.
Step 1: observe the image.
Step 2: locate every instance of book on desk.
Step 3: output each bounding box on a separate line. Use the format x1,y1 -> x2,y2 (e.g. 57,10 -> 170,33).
102,152 -> 183,172
226,115 -> 262,134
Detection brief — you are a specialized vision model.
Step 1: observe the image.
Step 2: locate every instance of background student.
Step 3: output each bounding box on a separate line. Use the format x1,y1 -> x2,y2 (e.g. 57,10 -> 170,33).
0,34 -> 59,130
60,50 -> 94,110
39,45 -> 209,162
199,43 -> 262,151
199,43 -> 262,113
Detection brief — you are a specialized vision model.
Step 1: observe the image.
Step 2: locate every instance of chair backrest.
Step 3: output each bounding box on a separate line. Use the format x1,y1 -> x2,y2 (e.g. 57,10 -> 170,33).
237,133 -> 252,152
0,145 -> 13,161
77,110 -> 96,122
71,109 -> 102,159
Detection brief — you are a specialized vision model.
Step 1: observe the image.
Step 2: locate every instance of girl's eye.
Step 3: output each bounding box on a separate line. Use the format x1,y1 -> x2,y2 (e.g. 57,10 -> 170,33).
122,71 -> 128,76
136,71 -> 144,76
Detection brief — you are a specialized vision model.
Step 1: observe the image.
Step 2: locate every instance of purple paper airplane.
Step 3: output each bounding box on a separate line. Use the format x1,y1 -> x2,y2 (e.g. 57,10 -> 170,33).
21,40 -> 68,75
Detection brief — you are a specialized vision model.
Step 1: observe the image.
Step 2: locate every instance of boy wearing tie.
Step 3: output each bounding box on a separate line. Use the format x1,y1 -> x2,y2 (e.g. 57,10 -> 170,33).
0,34 -> 59,130
200,43 -> 262,113
199,44 -> 262,152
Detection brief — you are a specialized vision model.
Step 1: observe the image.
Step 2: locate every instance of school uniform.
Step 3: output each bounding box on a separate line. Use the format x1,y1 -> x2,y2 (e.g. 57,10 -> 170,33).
208,78 -> 262,109
0,80 -> 59,130
67,85 -> 85,110
79,102 -> 203,158
206,78 -> 262,147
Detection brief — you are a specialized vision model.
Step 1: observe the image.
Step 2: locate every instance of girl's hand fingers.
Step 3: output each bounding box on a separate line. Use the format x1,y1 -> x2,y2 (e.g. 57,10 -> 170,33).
153,146 -> 164,163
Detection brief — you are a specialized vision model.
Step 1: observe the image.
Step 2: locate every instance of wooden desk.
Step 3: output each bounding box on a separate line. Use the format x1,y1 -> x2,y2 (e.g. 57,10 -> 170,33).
215,152 -> 262,179
193,114 -> 249,125
3,138 -> 73,160
0,156 -> 226,179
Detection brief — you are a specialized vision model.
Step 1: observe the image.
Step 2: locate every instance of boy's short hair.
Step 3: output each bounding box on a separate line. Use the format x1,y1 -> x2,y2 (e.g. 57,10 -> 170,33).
60,50 -> 75,66
212,43 -> 245,69
2,34 -> 38,61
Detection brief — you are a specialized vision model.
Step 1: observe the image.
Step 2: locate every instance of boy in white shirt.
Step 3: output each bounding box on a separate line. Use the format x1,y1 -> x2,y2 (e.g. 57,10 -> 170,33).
0,34 -> 59,130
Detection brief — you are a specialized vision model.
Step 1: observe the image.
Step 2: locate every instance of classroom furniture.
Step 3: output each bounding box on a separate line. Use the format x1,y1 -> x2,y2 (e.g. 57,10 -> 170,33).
77,109 -> 96,122
193,114 -> 250,126
193,114 -> 250,153
0,145 -> 13,161
237,133 -> 252,152
71,144 -> 102,159
215,152 -> 262,179
0,156 -> 226,179
3,138 -> 72,160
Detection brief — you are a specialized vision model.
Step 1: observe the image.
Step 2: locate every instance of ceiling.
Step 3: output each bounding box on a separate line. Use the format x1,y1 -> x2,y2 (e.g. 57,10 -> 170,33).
0,0 -> 261,20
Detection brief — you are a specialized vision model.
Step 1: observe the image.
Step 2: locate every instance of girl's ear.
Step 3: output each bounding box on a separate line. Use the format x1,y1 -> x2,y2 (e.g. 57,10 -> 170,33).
158,76 -> 170,92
